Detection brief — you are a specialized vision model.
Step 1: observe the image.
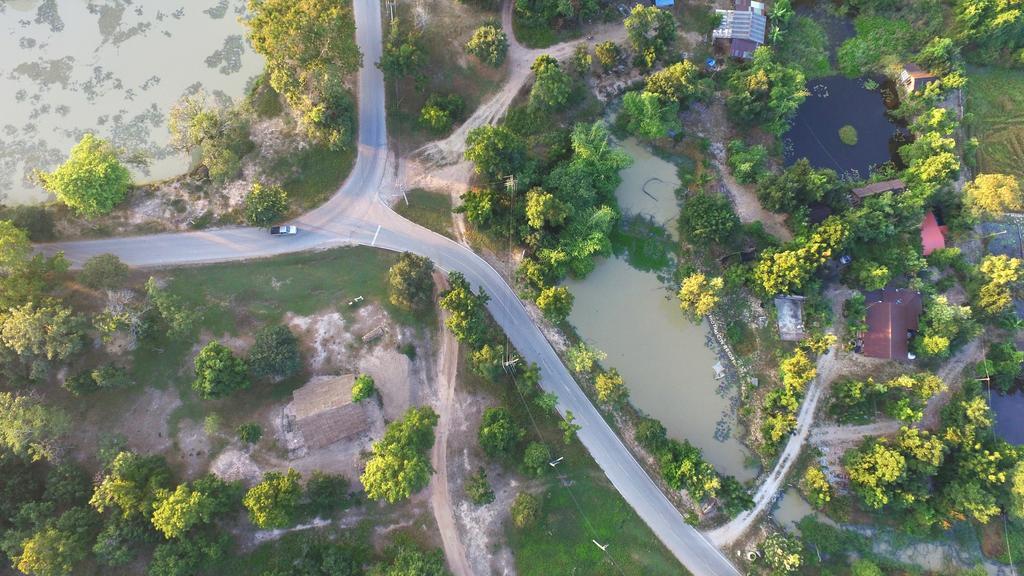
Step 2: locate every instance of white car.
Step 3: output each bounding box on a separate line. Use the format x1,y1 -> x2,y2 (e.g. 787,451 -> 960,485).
269,225 -> 298,236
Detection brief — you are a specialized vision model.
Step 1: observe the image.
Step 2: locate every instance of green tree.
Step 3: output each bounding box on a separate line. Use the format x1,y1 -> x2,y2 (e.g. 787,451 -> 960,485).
438,272 -> 491,347
725,140 -> 768,184
371,543 -> 450,576
624,5 -> 677,67
465,468 -> 495,504
621,91 -> 680,139
352,373 -> 376,402
976,254 -> 1021,316
79,254 -> 129,290
964,173 -> 1023,220
192,341 -> 250,399
244,182 -> 289,227
37,134 -> 132,217
144,278 -> 200,340
237,422 -> 263,444
800,466 -> 831,508
678,192 -> 739,244
0,393 -> 70,461
536,286 -> 574,323
418,94 -> 465,134
389,252 -> 435,312
594,41 -> 620,71
478,407 -> 524,457
565,341 -> 606,374
522,442 -> 551,476
559,410 -> 581,444
915,295 -> 976,358
726,47 -> 808,135
464,125 -> 527,180
246,0 -> 362,150
572,44 -> 592,75
91,451 -> 172,520
148,532 -> 229,576
851,559 -> 884,576
0,301 -> 83,363
645,61 -> 704,105
168,92 -> 246,183
15,508 -> 99,576
0,221 -> 69,310
378,19 -> 425,82
595,368 -> 629,406
756,158 -> 838,214
761,532 -> 803,573
248,324 -> 301,379
719,475 -> 754,517
465,24 -> 508,67
529,55 -> 573,111
846,439 -> 906,509
361,406 -> 439,503
152,484 -> 221,539
305,471 -> 351,517
678,273 -> 724,319
524,187 -> 568,230
510,492 -> 541,528
244,469 -> 303,528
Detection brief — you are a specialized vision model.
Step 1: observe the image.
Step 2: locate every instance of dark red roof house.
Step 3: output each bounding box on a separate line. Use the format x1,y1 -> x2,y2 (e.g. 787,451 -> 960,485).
861,289 -> 923,360
921,211 -> 947,256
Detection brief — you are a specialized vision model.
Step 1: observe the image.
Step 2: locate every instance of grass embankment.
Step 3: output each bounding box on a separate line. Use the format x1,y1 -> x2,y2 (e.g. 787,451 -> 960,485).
966,67 -> 1024,179
393,188 -> 456,239
130,247 -> 415,435
460,356 -> 685,575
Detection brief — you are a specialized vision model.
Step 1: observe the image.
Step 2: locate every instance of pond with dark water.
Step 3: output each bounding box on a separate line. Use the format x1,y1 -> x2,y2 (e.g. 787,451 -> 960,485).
783,75 -> 909,180
989,391 -> 1024,444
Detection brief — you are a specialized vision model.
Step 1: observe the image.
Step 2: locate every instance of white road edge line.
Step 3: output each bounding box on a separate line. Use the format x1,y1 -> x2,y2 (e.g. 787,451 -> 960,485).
371,224 -> 381,246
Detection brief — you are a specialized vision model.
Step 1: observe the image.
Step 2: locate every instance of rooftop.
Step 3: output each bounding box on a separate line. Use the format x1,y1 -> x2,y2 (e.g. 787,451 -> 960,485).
861,289 -> 922,360
712,9 -> 766,45
774,295 -> 807,341
292,374 -> 370,449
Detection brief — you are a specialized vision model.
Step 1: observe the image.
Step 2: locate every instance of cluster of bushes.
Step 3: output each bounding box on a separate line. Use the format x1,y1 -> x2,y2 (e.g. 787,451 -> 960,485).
844,382 -> 1024,533
761,347 -> 820,448
830,372 -> 945,424
635,417 -> 753,518
192,323 -> 302,400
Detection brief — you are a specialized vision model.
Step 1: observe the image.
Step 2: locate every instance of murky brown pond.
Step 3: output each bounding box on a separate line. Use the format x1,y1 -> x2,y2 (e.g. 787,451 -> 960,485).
566,141 -> 755,481
0,0 -> 264,204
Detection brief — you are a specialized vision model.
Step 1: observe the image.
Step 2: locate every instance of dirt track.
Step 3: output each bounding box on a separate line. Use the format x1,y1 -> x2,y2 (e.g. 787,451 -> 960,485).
428,275 -> 472,576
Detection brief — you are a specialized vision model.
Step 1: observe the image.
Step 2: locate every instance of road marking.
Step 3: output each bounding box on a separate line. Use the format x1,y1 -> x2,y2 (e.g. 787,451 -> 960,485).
371,225 -> 381,246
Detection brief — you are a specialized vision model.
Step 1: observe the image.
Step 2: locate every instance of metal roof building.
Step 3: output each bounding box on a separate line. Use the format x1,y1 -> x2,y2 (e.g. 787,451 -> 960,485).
712,2 -> 767,60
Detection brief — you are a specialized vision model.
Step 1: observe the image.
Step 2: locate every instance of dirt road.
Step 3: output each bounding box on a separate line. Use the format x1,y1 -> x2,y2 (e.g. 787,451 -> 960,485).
428,275 -> 472,576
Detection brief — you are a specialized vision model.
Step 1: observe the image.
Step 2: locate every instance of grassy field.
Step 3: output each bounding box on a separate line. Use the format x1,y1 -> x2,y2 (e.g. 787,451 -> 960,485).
387,0 -> 503,152
129,247 -> 408,435
461,356 -> 686,575
393,188 -> 456,238
966,67 -> 1024,179
270,142 -> 356,212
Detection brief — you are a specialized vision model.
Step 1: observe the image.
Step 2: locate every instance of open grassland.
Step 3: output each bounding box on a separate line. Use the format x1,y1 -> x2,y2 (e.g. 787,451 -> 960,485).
966,67 -> 1024,179
461,362 -> 686,575
130,247 -> 409,436
393,188 -> 455,238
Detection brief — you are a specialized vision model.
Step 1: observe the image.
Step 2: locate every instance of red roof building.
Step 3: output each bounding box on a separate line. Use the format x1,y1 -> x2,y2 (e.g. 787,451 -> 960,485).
921,211 -> 947,256
861,289 -> 923,360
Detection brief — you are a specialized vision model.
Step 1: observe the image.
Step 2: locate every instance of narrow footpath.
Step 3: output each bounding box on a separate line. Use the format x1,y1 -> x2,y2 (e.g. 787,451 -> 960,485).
428,275 -> 472,576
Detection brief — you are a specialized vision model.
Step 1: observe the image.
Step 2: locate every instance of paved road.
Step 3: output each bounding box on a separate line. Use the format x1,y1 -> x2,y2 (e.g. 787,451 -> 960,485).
37,1 -> 740,574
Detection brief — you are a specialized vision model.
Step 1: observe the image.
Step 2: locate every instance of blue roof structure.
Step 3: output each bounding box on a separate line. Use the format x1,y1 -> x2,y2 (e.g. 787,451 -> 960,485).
654,0 -> 674,7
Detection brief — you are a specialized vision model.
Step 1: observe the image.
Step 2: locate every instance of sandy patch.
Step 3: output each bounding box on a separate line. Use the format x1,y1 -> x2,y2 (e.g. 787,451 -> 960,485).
116,387 -> 181,455
285,310 -> 354,374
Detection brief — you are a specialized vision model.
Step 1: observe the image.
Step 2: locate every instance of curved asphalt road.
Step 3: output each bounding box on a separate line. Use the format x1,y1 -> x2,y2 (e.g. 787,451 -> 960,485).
37,2 -> 740,574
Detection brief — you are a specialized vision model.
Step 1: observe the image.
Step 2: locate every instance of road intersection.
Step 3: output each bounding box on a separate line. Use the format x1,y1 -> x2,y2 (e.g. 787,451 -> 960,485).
38,1 -> 741,573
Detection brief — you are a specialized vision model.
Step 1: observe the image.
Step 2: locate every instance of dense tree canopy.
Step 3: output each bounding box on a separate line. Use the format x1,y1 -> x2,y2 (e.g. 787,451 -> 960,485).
465,25 -> 508,67
388,252 -> 435,312
478,407 -> 524,457
244,182 -> 289,227
528,55 -> 573,111
645,61 -> 705,106
621,90 -> 680,139
37,134 -> 132,217
0,393 -> 70,462
678,192 -> 739,244
360,407 -> 438,503
964,173 -> 1023,220
726,47 -> 808,135
624,5 -> 677,67
678,273 -> 724,320
243,469 -> 303,529
245,0 -> 362,149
